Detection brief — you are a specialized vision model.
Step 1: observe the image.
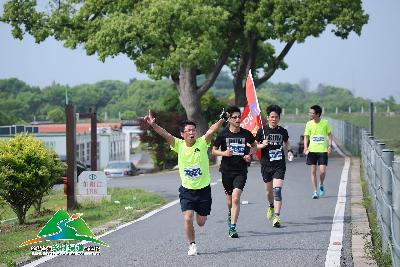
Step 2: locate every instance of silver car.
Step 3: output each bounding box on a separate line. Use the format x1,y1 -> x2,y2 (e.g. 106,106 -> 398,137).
104,161 -> 139,177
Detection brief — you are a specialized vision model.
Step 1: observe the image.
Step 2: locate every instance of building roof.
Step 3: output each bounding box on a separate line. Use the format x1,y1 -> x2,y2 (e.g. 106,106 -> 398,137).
37,123 -> 121,134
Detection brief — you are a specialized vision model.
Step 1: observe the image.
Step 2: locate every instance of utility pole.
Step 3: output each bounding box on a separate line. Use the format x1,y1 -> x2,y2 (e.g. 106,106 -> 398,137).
66,104 -> 77,211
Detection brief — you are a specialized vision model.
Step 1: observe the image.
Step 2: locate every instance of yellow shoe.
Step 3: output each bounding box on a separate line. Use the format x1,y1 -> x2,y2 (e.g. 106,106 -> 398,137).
266,207 -> 274,221
273,215 -> 281,228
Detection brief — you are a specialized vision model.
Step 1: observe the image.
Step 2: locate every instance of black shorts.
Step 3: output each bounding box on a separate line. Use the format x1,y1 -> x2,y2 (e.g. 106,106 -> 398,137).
179,185 -> 212,216
221,172 -> 247,195
306,152 -> 328,166
261,165 -> 286,183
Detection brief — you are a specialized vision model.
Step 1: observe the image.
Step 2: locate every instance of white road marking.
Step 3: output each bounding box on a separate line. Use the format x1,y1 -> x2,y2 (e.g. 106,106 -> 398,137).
325,142 -> 350,267
24,181 -> 219,266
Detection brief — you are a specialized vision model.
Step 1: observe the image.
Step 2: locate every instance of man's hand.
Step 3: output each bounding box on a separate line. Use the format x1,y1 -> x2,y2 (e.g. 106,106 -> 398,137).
223,148 -> 233,157
257,139 -> 268,149
243,154 -> 252,163
303,149 -> 309,156
219,108 -> 229,122
287,151 -> 294,161
328,145 -> 332,155
144,110 -> 155,126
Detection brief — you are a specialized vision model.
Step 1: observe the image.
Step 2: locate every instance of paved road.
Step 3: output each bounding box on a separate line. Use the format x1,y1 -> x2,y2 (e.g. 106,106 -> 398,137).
29,123 -> 352,267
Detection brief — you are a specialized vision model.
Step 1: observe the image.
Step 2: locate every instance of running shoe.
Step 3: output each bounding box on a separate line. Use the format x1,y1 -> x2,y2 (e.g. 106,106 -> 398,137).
187,243 -> 197,256
229,228 -> 239,238
273,215 -> 281,228
227,214 -> 231,229
319,185 -> 325,197
312,191 -> 319,199
266,207 -> 274,221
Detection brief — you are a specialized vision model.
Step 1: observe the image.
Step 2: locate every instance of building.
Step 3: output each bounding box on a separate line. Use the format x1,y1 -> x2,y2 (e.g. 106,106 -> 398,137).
0,123 -> 127,170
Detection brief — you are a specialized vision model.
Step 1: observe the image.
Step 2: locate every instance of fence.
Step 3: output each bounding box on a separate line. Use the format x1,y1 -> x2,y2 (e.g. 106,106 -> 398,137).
326,117 -> 361,156
328,117 -> 400,266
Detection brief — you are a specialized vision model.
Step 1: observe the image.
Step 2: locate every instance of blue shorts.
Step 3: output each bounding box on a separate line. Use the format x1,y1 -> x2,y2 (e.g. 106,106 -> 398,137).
179,185 -> 212,216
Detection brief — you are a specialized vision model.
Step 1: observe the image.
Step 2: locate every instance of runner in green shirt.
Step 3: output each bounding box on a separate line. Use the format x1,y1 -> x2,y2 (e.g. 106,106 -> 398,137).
144,109 -> 226,256
303,105 -> 333,199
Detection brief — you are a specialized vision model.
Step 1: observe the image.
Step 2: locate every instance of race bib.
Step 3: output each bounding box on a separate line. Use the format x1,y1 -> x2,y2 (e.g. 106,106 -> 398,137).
229,143 -> 245,156
183,167 -> 203,179
312,135 -> 325,144
269,149 -> 282,161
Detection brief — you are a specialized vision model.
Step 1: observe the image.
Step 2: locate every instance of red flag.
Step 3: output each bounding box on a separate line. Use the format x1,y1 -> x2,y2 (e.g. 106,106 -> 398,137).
240,71 -> 263,159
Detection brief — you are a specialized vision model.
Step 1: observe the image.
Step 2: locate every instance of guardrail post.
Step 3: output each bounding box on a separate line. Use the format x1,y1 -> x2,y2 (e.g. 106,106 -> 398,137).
368,136 -> 376,209
381,149 -> 394,251
375,143 -> 385,216
392,161 -> 400,267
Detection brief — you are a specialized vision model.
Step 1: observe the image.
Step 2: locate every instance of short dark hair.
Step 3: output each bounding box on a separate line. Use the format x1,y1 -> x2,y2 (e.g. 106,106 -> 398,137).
179,120 -> 196,133
226,106 -> 241,116
310,105 -> 322,117
266,105 -> 282,117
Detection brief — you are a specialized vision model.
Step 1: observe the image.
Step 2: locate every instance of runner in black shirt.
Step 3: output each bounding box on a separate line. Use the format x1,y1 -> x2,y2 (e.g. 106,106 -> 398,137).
255,105 -> 293,228
212,106 -> 257,238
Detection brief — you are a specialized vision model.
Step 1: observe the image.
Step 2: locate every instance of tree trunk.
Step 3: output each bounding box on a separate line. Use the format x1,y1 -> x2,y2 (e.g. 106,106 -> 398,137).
234,81 -> 247,107
16,206 -> 26,224
177,67 -> 208,135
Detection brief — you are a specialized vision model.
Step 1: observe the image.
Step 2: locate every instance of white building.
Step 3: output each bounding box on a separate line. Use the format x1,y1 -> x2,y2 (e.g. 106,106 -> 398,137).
0,124 -> 126,170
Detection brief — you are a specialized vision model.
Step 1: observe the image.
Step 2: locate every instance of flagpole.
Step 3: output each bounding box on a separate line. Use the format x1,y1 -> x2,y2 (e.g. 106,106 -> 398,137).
248,70 -> 266,139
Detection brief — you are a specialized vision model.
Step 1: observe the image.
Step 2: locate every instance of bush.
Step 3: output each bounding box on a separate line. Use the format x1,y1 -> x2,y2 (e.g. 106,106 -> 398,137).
0,134 -> 64,224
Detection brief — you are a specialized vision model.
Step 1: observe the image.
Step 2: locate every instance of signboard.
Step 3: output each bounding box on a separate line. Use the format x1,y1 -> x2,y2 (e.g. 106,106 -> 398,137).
76,171 -> 111,203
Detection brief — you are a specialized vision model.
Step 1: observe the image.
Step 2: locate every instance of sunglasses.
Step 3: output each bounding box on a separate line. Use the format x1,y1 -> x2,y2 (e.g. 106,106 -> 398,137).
230,116 -> 241,120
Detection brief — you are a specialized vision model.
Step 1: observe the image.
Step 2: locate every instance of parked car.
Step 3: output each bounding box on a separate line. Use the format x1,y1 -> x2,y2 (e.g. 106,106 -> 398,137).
104,161 -> 139,177
57,155 -> 89,184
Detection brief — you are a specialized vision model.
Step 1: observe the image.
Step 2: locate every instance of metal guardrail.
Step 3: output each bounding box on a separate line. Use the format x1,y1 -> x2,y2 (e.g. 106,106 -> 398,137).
327,117 -> 400,266
327,117 -> 361,156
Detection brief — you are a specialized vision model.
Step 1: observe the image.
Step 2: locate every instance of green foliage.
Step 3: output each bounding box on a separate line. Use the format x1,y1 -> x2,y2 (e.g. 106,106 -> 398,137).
360,170 -> 393,266
102,80 -> 176,118
0,134 -> 64,224
1,0 -> 369,128
121,111 -> 137,120
46,107 -> 65,123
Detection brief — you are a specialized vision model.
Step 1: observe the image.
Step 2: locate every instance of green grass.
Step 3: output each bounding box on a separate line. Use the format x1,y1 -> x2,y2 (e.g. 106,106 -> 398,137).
0,188 -> 166,266
330,113 -> 400,155
360,166 -> 393,266
280,114 -> 309,124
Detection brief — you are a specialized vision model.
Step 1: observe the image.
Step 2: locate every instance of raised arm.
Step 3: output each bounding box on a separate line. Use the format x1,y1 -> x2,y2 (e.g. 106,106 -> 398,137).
204,118 -> 225,144
204,109 -> 229,144
144,110 -> 175,146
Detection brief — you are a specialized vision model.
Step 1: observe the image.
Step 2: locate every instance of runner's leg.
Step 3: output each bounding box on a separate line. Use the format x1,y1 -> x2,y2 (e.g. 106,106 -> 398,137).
319,164 -> 327,185
183,210 -> 195,243
272,178 -> 284,215
230,188 -> 242,225
310,165 -> 318,192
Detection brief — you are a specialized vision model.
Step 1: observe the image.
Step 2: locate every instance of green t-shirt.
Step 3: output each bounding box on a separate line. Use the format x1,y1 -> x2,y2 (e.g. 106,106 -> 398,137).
304,119 -> 332,153
171,136 -> 211,189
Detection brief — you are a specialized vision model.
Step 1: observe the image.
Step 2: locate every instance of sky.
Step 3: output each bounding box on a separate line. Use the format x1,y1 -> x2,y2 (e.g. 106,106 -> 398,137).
1,1 -> 399,102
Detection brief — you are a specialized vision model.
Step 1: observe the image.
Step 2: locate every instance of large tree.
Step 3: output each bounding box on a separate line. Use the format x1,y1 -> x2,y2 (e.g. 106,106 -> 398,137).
1,0 -> 368,134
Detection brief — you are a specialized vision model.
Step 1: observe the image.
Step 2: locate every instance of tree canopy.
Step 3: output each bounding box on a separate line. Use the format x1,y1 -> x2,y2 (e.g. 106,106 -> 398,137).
1,0 -> 369,134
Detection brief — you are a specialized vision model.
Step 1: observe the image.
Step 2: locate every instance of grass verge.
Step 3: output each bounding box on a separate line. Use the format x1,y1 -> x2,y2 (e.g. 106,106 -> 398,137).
360,166 -> 392,266
0,188 -> 166,266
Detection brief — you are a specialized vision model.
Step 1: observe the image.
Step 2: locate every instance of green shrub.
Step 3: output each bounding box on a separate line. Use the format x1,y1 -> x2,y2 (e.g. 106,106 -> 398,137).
0,134 -> 64,224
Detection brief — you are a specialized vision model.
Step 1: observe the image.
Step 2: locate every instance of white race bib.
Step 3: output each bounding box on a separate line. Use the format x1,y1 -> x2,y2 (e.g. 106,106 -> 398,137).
269,149 -> 282,161
183,166 -> 202,179
312,135 -> 325,144
229,143 -> 245,156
